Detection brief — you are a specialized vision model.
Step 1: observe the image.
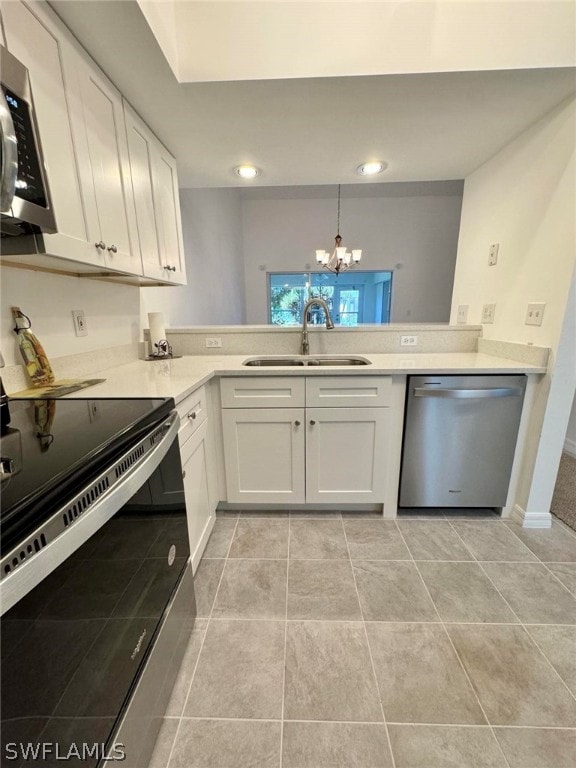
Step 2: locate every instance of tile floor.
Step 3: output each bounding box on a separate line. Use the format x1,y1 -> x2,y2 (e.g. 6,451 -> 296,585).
148,512 -> 576,768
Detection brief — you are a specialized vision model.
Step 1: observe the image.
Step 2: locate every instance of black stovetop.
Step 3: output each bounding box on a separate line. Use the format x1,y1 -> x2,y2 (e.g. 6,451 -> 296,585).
0,397 -> 174,553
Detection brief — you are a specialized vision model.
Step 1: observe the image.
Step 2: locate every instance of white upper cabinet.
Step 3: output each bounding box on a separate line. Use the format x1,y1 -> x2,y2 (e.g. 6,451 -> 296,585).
70,57 -> 140,274
152,144 -> 187,284
124,102 -> 186,284
1,0 -> 186,285
1,0 -> 95,264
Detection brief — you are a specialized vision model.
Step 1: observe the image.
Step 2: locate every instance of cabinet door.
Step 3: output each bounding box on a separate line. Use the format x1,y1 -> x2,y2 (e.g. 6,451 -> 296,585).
152,145 -> 187,284
222,409 -> 305,503
1,0 -> 93,263
123,102 -> 164,280
77,61 -> 139,274
306,407 -> 388,503
181,420 -> 214,574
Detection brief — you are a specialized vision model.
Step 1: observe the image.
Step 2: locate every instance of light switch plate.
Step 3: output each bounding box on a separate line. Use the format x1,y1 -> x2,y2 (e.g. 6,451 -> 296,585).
205,337 -> 222,348
525,302 -> 545,326
400,335 -> 418,346
457,304 -> 469,324
481,303 -> 496,324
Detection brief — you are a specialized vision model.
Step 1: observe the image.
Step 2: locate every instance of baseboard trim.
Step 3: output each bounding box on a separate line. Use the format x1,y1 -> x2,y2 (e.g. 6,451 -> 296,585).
564,438 -> 576,458
511,504 -> 552,529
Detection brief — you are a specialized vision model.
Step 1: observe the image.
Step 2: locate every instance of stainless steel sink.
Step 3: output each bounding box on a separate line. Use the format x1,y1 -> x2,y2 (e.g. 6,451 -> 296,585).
242,355 -> 371,367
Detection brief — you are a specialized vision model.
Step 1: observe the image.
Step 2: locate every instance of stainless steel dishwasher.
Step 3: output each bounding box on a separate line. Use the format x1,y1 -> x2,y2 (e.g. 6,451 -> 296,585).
399,375 -> 527,508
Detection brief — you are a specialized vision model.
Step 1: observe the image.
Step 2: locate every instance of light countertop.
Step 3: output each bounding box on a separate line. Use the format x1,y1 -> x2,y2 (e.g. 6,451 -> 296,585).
59,352 -> 546,405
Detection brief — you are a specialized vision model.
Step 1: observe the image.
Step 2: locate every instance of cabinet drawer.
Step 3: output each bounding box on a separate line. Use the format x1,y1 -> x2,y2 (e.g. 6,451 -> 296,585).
177,386 -> 207,445
306,376 -> 392,408
220,377 -> 305,408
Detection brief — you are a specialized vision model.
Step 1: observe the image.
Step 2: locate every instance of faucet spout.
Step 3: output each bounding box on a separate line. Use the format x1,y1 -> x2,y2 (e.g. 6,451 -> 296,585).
301,298 -> 335,355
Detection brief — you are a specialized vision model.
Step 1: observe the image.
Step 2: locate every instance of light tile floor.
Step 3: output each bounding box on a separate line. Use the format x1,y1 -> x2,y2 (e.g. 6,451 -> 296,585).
149,512 -> 576,768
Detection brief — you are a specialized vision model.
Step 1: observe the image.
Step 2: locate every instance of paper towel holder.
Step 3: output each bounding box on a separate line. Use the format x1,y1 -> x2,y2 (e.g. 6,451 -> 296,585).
144,339 -> 182,361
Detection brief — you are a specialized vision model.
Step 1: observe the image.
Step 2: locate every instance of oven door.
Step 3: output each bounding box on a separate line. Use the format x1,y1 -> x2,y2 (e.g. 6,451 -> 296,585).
0,411 -> 193,767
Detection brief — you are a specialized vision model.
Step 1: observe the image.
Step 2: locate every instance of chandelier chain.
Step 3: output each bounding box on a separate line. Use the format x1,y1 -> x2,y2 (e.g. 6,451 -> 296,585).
337,184 -> 341,236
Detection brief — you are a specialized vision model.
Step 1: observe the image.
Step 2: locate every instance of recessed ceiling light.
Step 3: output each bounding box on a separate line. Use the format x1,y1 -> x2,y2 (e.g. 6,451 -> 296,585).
234,165 -> 260,179
356,160 -> 387,176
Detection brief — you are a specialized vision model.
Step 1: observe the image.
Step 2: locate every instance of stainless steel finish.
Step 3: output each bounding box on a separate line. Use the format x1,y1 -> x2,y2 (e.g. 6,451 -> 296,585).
0,411 -> 179,614
242,354 -> 370,367
301,297 -> 335,355
400,375 -> 527,509
108,561 -> 196,768
0,45 -> 56,234
107,244 -> 118,253
95,240 -> 106,249
0,86 -> 17,213
414,387 -> 523,399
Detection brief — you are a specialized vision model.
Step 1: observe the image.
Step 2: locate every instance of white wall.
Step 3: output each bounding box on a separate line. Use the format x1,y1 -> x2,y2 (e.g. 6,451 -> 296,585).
241,184 -> 463,325
0,267 -> 141,366
141,188 -> 246,328
451,97 -> 576,522
565,393 -> 576,457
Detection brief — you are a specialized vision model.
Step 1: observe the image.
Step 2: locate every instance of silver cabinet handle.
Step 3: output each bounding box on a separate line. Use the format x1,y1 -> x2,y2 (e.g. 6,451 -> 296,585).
414,387 -> 523,399
309,420 -> 316,425
95,241 -> 106,250
107,244 -> 117,254
0,87 -> 17,214
294,420 -> 301,426
187,411 -> 196,420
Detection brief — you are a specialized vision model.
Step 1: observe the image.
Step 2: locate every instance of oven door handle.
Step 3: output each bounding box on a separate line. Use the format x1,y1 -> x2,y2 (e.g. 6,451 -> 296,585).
0,87 -> 18,214
0,411 -> 180,615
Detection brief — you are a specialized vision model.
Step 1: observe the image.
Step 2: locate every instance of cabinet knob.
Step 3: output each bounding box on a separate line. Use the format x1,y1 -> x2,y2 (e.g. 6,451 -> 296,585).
164,264 -> 177,271
170,266 -> 177,272
182,470 -> 186,479
107,244 -> 118,254
188,411 -> 196,420
95,241 -> 106,250
310,420 -> 316,426
294,420 -> 301,426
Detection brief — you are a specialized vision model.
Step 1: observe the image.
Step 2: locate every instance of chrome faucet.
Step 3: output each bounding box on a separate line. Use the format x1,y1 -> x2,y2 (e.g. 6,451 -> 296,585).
301,298 -> 335,355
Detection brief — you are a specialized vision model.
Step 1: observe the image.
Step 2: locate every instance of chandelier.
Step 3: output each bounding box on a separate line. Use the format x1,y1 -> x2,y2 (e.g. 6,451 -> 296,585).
315,184 -> 362,275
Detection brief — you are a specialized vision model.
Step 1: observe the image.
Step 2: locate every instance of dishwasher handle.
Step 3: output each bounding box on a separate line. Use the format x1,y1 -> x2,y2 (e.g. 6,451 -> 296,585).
414,386 -> 524,399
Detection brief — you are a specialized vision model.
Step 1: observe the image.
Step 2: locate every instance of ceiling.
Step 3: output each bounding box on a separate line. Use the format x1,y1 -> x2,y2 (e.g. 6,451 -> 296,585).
50,1 -> 576,189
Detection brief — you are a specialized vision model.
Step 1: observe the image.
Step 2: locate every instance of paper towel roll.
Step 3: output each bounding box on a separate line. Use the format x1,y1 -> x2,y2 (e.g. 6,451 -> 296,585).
148,312 -> 166,355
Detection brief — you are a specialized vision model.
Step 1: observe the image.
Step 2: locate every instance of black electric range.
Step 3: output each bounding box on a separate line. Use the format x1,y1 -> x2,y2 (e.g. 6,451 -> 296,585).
1,396 -> 174,554
0,394 -> 193,768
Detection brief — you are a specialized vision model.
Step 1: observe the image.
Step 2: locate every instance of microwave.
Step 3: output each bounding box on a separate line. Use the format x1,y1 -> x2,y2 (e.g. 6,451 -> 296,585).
0,45 -> 56,237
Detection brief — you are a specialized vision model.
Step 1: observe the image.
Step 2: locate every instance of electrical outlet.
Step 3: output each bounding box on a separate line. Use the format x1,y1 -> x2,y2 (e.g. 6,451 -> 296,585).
457,304 -> 469,324
72,309 -> 88,337
481,303 -> 496,324
488,243 -> 499,266
525,302 -> 545,326
400,335 -> 418,347
205,337 -> 222,348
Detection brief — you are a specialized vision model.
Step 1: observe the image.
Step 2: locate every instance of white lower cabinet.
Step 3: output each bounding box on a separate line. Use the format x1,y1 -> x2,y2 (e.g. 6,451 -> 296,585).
221,377 -> 391,506
180,418 -> 215,574
222,408 -> 306,503
305,407 -> 388,503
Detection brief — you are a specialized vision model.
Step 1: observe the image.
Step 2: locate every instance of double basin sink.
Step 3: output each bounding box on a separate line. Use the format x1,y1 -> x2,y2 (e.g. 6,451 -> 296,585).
243,355 -> 371,367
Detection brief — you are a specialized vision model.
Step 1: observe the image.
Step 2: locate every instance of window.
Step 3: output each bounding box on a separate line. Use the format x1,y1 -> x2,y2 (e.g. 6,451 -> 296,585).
268,271 -> 392,326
